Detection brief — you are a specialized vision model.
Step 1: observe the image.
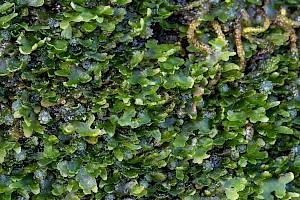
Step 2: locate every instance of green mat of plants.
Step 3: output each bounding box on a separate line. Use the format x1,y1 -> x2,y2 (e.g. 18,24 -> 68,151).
0,0 -> 299,199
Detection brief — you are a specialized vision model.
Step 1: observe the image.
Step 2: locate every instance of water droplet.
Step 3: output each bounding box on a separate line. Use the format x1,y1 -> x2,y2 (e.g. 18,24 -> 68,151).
38,110 -> 52,124
220,83 -> 229,92
12,100 -> 22,112
260,80 -> 273,94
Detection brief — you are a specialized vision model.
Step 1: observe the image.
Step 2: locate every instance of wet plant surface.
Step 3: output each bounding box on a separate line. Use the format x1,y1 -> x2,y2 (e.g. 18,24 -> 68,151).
0,0 -> 299,199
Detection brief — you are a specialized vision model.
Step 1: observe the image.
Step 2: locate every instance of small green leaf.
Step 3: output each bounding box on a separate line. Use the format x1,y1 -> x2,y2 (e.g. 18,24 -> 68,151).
260,56 -> 280,73
159,57 -> 185,72
63,68 -> 92,87
249,107 -> 269,123
129,50 -> 144,68
64,193 -> 80,200
70,2 -> 86,12
145,40 -> 181,62
29,0 -> 44,7
275,126 -> 294,135
114,148 -> 123,161
82,22 -> 97,32
76,168 -> 98,194
0,2 -> 14,13
53,40 -> 68,51
57,161 -> 69,177
223,177 -> 247,200
258,172 -> 294,199
173,133 -> 189,147
223,63 -> 240,72
111,0 -> 132,4
52,184 -> 65,196
130,185 -> 145,196
227,110 -> 247,123
20,0 -> 44,7
247,0 -> 261,5
61,26 -> 72,39
193,148 -> 210,164
209,38 -> 227,50
151,172 -> 166,182
0,148 -> 6,164
17,35 -> 46,54
266,32 -> 289,46
163,73 -> 194,89
0,13 -> 18,27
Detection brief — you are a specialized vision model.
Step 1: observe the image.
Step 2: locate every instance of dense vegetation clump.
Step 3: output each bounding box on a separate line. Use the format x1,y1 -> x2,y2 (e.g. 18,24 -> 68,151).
0,0 -> 299,199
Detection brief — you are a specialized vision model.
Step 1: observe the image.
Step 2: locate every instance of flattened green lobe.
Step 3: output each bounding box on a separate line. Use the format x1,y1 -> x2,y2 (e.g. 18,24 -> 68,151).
76,168 -> 98,194
0,0 -> 299,199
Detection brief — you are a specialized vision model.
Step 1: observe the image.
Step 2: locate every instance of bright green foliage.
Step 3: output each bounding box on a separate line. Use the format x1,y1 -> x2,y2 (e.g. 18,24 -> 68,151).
0,2 -> 17,28
0,0 -> 299,199
20,0 -> 44,7
257,172 -> 294,199
223,177 -> 247,200
76,168 -> 98,194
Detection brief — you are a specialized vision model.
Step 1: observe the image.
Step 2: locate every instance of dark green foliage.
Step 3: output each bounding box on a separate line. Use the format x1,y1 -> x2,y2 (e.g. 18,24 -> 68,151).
0,0 -> 299,199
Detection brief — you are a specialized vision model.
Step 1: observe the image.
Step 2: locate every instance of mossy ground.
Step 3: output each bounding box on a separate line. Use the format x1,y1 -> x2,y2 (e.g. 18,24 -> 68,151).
0,0 -> 299,199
